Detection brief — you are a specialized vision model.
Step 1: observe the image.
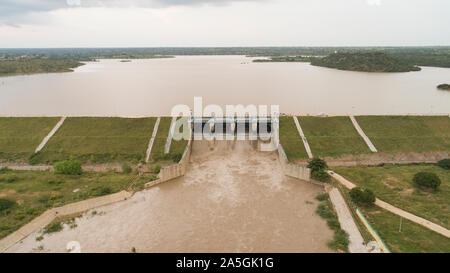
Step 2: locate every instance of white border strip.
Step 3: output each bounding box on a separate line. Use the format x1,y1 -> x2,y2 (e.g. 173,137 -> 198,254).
349,115 -> 377,152
293,116 -> 313,158
164,117 -> 177,154
34,117 -> 66,153
145,117 -> 161,163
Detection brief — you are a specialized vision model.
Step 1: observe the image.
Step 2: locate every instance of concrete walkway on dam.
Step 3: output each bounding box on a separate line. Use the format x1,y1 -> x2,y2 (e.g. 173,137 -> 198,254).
6,141 -> 335,253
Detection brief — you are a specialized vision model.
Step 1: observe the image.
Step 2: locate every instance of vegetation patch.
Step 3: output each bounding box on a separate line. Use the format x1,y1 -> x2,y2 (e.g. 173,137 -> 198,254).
32,117 -> 157,164
349,187 -> 376,205
413,172 -> 441,191
310,52 -> 420,72
0,117 -> 60,162
298,116 -> 371,157
0,58 -> 83,77
355,116 -> 450,153
43,220 -> 63,234
437,84 -> 450,91
437,159 -> 450,170
359,205 -> 450,253
278,116 -> 308,161
308,158 -> 331,182
53,157 -> 83,175
0,169 -> 152,239
315,193 -> 349,252
333,164 -> 450,229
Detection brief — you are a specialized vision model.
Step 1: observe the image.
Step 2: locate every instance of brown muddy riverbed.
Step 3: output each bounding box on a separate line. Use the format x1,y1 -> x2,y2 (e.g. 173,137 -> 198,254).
7,141 -> 333,253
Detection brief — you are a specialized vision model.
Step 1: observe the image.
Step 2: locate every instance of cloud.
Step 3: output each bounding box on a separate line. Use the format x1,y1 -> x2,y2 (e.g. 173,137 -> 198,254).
0,0 -> 262,17
0,0 -> 263,25
366,0 -> 381,6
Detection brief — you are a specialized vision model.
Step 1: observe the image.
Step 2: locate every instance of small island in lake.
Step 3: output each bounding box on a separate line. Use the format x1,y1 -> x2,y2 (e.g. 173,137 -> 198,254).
310,52 -> 421,72
437,84 -> 450,91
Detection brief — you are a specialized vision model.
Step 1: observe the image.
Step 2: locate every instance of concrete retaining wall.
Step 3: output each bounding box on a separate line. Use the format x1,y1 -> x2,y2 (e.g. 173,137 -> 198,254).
0,190 -> 132,253
278,144 -> 311,182
145,132 -> 193,188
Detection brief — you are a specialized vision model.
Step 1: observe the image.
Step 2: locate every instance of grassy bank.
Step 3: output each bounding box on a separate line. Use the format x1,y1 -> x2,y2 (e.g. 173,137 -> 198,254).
359,205 -> 450,253
30,117 -> 156,164
355,116 -> 450,153
298,116 -> 371,158
334,164 -> 450,229
0,168 -> 155,240
150,117 -> 188,163
278,117 -> 308,161
0,117 -> 60,162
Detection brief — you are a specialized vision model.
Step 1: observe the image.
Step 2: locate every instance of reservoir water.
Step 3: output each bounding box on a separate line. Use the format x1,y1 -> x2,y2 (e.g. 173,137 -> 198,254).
0,55 -> 449,116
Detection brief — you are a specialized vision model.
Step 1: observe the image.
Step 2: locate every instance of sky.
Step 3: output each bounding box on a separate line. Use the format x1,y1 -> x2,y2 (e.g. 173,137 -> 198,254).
0,0 -> 449,48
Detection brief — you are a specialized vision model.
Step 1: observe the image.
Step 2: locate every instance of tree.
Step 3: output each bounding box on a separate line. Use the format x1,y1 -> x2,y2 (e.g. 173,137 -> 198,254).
349,187 -> 376,205
307,157 -> 328,172
437,159 -> 450,170
0,198 -> 16,212
413,172 -> 441,191
53,157 -> 82,175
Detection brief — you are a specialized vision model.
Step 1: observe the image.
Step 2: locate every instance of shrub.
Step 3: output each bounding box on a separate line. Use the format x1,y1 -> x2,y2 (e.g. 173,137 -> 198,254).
44,221 -> 63,234
328,229 -> 350,251
121,162 -> 132,174
437,159 -> 450,170
171,153 -> 183,163
53,157 -> 82,175
0,198 -> 16,212
153,165 -> 161,174
92,186 -> 112,196
311,170 -> 331,182
349,187 -> 376,205
307,157 -> 328,172
0,167 -> 11,174
413,172 -> 441,190
316,193 -> 329,201
0,174 -> 17,183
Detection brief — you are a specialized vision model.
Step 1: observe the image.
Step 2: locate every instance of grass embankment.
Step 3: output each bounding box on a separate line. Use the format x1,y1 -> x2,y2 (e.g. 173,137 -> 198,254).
359,205 -> 450,253
333,164 -> 450,229
150,117 -> 189,163
278,117 -> 308,161
0,168 -> 155,240
31,117 -> 156,164
355,116 -> 450,153
0,117 -> 60,162
333,179 -> 450,253
298,116 -> 371,158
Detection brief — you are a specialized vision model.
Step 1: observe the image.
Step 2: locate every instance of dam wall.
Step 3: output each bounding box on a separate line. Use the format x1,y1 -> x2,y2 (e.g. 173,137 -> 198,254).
278,144 -> 311,182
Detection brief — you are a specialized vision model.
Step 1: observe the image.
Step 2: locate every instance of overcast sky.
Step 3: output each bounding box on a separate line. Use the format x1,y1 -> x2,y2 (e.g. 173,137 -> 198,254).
0,0 -> 449,48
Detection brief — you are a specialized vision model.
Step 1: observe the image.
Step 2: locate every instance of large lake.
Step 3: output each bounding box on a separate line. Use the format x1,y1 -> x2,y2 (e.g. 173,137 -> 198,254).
0,55 -> 449,116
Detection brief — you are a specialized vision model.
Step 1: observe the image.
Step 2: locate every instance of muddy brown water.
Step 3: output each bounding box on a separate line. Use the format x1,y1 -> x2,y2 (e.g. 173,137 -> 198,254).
1,56 -> 449,116
7,141 -> 333,253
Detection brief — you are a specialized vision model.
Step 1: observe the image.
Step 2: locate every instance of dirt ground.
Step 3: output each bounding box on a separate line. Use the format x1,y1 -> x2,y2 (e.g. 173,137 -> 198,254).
7,141 -> 333,253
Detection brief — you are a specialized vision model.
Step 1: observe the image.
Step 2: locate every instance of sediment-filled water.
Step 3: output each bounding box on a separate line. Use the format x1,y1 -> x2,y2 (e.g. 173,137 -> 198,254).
0,56 -> 449,116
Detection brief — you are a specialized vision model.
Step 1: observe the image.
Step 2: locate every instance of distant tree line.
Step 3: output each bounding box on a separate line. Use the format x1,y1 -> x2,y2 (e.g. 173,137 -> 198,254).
310,52 -> 421,72
0,58 -> 84,76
